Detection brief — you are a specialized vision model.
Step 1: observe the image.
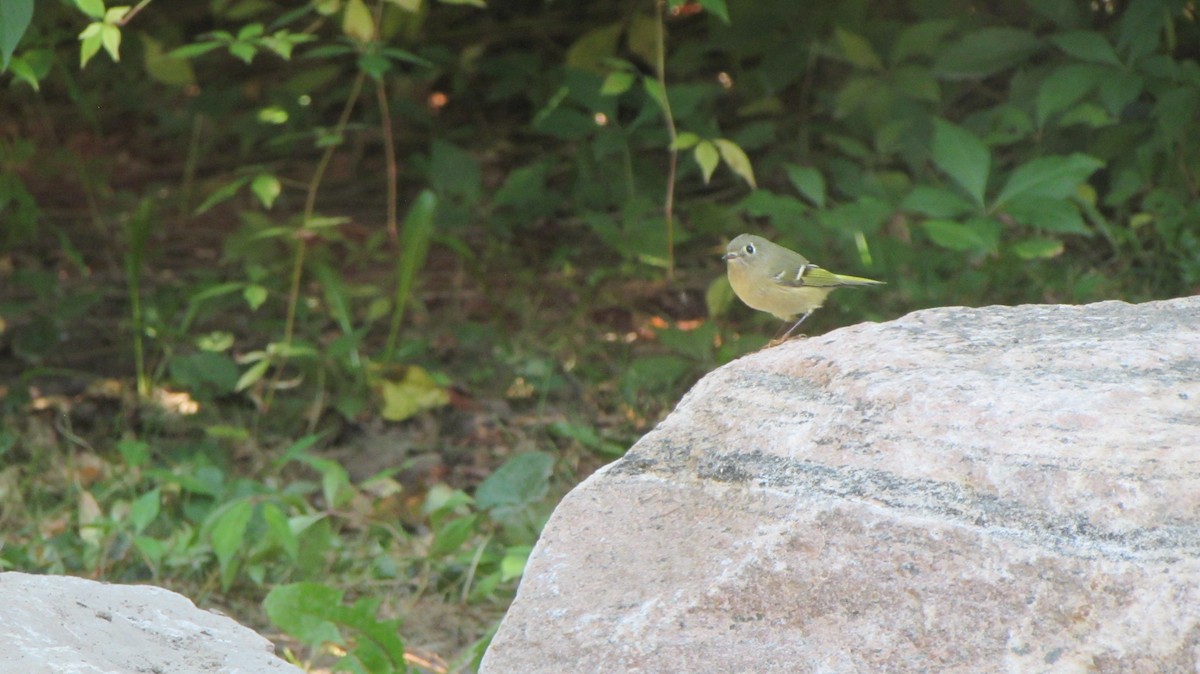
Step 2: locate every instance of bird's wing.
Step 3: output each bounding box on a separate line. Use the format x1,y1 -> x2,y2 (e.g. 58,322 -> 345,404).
775,265 -> 884,288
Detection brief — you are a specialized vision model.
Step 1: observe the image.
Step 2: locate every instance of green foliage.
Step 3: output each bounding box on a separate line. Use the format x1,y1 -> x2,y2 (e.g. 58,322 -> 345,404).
3,0 -> 1200,670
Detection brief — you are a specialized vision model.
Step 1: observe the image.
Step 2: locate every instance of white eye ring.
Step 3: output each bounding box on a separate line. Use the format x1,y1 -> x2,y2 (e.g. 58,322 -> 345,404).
744,243 -> 755,255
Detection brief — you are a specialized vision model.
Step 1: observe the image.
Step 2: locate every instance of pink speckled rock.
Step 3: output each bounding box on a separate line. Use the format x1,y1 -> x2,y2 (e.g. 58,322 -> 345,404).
483,297 -> 1200,674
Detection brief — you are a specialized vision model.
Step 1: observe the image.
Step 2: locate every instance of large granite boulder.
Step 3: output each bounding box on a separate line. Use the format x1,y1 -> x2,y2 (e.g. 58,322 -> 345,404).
0,572 -> 301,674
482,297 -> 1200,673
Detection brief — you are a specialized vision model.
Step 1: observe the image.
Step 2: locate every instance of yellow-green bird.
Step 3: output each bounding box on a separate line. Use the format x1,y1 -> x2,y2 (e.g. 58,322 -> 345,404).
723,233 -> 884,340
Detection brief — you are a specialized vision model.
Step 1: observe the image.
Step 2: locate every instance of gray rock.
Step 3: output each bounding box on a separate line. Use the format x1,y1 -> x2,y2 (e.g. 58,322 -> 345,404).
482,298 -> 1200,674
0,572 -> 302,674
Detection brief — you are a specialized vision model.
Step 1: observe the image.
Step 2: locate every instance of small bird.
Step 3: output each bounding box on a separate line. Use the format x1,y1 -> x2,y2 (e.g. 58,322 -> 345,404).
723,233 -> 884,340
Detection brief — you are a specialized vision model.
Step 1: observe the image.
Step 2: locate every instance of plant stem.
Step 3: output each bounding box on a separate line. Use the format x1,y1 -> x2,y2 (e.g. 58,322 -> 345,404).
655,0 -> 678,279
263,70 -> 367,413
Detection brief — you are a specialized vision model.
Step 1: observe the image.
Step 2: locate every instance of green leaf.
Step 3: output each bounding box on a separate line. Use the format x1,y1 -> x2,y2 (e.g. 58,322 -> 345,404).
600,71 -> 635,96
922,218 -> 1000,253
194,177 -> 251,215
1035,64 -> 1106,127
892,65 -> 940,102
713,138 -> 756,188
386,189 -> 436,357
141,33 -> 195,86
261,503 -> 298,561
74,0 -> 105,19
250,174 -> 281,208
992,154 -> 1103,208
234,357 -> 270,392
698,0 -> 729,24
342,0 -> 374,43
430,515 -> 478,556
430,141 -> 480,202
208,498 -> 253,578
129,488 -> 160,534
476,452 -> 554,511
890,19 -> 957,64
672,131 -> 700,150
500,545 -> 533,582
901,185 -> 975,218
694,140 -> 719,184
378,365 -> 450,421
642,77 -> 669,116
0,0 -> 33,69
242,283 -> 267,310
1011,237 -> 1065,259
79,27 -> 103,68
834,28 -> 882,70
1050,31 -> 1121,65
264,583 -> 344,646
100,23 -> 121,62
566,22 -> 622,74
1002,196 -> 1091,235
932,118 -> 990,207
706,274 -> 734,318
785,165 -> 826,208
1098,71 -> 1143,116
934,27 -> 1041,79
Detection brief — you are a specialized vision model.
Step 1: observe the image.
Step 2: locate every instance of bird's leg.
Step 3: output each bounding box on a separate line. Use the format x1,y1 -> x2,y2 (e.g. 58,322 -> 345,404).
778,311 -> 813,341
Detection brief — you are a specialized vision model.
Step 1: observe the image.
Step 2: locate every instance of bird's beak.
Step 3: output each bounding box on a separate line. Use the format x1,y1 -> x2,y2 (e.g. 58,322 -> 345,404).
721,251 -> 737,261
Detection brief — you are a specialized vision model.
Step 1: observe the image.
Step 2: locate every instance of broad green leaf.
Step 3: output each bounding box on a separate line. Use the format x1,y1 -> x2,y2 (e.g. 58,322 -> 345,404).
992,154 -> 1103,208
343,0 -> 374,43
1011,237 -> 1065,259
79,26 -> 103,67
500,545 -> 533,582
566,22 -> 622,73
893,65 -> 940,102
1050,30 -> 1121,65
261,502 -> 298,561
932,118 -> 990,207
933,27 -> 1041,79
476,452 -> 554,510
706,274 -> 735,318
600,71 -> 635,96
103,6 -> 129,22
694,140 -> 719,184
1098,71 -> 1143,116
890,19 -> 957,64
901,185 -> 975,218
242,283 -> 267,310
250,174 -> 281,208
642,77 -> 669,116
1117,0 -> 1165,61
819,196 -> 892,234
672,131 -> 700,150
263,583 -> 344,646
74,0 -> 105,19
129,488 -> 160,534
1035,63 -> 1105,127
713,138 -> 756,188
698,0 -> 729,24
100,23 -> 121,61
0,0 -> 33,69
835,28 -> 882,70
141,33 -> 195,86
922,218 -> 1000,253
430,515 -> 478,556
625,12 -> 658,65
209,498 -> 253,572
785,165 -> 826,208
1003,196 -> 1091,235
378,365 -> 450,421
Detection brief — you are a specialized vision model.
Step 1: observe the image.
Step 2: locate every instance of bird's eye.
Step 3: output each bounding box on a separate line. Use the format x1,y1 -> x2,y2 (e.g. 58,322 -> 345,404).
744,243 -> 755,255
